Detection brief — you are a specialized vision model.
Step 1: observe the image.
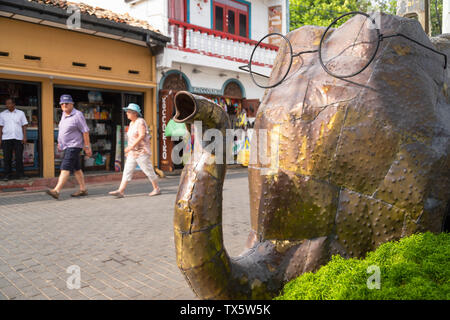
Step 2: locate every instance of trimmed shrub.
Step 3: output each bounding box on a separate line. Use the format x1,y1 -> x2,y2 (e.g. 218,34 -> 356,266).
275,232 -> 450,300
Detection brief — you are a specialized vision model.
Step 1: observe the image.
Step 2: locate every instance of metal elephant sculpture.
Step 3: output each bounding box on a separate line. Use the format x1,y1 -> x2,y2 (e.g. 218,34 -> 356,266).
172,13 -> 450,300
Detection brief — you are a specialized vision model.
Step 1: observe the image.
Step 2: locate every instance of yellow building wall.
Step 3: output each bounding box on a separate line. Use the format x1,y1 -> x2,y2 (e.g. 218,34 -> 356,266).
0,17 -> 159,178
0,18 -> 154,85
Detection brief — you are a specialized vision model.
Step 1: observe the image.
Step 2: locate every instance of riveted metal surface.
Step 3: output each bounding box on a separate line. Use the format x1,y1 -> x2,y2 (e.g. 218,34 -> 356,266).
181,251 -> 232,300
283,237 -> 329,281
335,189 -> 407,257
278,101 -> 348,179
374,143 -> 443,215
248,168 -> 264,234
259,170 -> 339,240
176,225 -> 224,270
331,104 -> 402,195
174,159 -> 225,233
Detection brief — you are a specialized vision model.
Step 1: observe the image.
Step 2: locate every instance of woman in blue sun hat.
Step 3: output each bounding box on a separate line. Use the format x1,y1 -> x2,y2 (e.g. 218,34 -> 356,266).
109,103 -> 160,198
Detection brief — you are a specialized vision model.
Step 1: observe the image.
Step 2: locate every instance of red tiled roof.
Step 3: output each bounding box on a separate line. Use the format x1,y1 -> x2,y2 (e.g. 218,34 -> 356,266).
28,0 -> 161,33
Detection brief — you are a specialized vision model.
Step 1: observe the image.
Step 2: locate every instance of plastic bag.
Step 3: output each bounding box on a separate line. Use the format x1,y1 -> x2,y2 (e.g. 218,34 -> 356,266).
165,119 -> 187,137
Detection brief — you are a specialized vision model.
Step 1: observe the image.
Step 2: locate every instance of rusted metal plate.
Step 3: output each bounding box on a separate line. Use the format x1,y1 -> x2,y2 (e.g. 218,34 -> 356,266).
256,170 -> 339,240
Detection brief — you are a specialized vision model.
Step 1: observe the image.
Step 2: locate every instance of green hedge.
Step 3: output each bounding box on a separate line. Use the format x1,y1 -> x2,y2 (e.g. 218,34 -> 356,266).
275,232 -> 450,300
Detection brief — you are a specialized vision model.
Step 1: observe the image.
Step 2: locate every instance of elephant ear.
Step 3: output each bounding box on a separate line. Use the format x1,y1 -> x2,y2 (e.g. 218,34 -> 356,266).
249,21 -> 378,242
250,13 -> 450,257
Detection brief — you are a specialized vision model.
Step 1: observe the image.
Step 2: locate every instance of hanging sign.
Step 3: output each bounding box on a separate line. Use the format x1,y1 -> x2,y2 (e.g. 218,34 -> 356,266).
191,87 -> 222,96
159,90 -> 176,171
268,6 -> 283,46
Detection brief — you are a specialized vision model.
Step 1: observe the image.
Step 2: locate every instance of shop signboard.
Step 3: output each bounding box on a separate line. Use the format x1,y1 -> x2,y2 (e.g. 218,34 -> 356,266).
159,90 -> 176,171
268,6 -> 283,46
191,87 -> 222,96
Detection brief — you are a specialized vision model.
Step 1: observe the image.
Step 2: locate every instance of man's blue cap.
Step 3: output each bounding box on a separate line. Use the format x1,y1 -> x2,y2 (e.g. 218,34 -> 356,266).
59,94 -> 74,105
123,103 -> 142,116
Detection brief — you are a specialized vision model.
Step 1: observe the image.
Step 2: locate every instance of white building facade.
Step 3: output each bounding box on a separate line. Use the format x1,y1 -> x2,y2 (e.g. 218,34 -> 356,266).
155,0 -> 289,170
157,0 -> 288,97
444,0 -> 450,34
69,0 -> 289,171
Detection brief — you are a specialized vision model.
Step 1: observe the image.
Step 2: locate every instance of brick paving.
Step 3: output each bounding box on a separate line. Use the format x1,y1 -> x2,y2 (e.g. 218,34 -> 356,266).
0,168 -> 251,300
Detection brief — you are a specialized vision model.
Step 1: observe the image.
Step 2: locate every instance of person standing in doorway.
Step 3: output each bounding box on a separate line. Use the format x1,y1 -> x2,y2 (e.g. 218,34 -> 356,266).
109,103 -> 160,198
46,94 -> 92,199
0,97 -> 28,181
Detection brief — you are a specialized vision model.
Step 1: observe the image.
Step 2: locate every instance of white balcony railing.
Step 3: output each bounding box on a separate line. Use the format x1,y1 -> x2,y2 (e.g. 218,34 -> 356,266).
168,19 -> 278,67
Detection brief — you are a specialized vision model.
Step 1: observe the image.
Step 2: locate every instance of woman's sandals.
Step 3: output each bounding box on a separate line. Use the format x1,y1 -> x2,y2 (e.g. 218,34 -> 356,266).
108,190 -> 124,198
148,188 -> 161,197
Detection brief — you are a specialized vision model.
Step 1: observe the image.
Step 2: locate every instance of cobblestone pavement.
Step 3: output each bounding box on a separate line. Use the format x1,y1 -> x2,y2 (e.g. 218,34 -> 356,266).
0,168 -> 251,300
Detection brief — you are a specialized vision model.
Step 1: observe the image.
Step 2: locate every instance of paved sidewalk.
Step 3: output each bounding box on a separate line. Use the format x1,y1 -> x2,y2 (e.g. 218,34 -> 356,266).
0,168 -> 251,300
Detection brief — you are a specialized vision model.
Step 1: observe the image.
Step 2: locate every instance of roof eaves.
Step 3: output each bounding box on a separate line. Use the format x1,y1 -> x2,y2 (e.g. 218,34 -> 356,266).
0,0 -> 170,45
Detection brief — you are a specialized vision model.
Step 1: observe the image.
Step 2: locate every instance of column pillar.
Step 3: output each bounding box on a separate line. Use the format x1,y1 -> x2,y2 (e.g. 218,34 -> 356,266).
41,78 -> 54,178
397,0 -> 431,35
143,88 -> 157,166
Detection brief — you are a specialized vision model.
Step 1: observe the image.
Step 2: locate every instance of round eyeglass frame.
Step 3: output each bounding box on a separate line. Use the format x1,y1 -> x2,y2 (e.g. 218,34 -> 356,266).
242,11 -> 447,89
248,32 -> 294,89
318,11 -> 381,79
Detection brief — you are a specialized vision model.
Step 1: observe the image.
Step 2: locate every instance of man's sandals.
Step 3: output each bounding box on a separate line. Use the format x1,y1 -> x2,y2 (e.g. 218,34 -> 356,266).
46,189 -> 59,200
46,189 -> 88,199
71,190 -> 88,197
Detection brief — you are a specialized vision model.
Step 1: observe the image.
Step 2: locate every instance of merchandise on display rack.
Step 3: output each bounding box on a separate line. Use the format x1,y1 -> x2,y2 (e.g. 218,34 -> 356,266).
54,101 -> 114,171
115,125 -> 128,172
53,87 -> 144,175
0,80 -> 41,175
158,76 -> 261,170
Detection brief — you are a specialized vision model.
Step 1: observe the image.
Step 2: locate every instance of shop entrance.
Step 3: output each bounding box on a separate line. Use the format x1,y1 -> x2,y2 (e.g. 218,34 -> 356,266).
158,73 -> 260,171
0,79 -> 42,177
200,81 -> 247,162
53,86 -> 143,174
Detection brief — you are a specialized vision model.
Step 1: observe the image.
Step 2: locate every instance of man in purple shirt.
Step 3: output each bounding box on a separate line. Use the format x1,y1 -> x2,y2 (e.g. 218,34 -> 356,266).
46,94 -> 92,199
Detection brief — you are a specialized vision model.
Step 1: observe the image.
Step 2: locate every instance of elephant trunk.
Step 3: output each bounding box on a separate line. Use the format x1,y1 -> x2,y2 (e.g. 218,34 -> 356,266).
172,91 -> 321,299
172,91 -> 233,299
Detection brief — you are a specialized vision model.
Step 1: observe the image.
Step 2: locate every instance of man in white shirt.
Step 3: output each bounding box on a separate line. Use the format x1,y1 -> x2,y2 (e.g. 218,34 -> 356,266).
0,97 -> 28,180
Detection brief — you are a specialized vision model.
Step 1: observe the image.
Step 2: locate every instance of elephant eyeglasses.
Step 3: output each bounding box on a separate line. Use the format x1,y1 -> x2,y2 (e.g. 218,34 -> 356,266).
239,11 -> 448,89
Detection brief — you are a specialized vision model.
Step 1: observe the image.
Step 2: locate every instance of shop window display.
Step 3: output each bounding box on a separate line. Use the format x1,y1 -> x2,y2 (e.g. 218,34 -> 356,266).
159,74 -> 260,171
53,87 -> 142,174
200,82 -> 252,164
0,80 -> 41,176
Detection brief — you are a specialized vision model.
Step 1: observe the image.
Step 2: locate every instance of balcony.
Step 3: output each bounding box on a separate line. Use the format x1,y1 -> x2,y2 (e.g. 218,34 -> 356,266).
168,19 -> 278,67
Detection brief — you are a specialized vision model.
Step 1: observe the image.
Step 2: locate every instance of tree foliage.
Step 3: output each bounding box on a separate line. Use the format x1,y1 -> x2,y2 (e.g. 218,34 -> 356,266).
368,0 -> 397,14
289,0 -> 443,36
289,0 -> 370,29
430,0 -> 443,36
